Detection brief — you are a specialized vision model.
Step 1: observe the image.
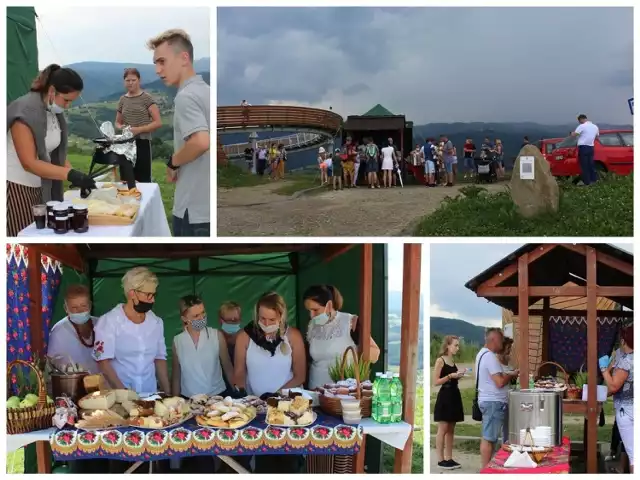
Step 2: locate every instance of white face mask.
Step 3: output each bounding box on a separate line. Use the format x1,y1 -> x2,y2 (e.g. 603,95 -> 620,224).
259,322 -> 279,334
47,93 -> 65,115
312,307 -> 331,326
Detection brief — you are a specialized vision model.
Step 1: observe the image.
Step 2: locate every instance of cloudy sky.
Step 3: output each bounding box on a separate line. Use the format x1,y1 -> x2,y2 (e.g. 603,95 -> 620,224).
35,7 -> 210,67
218,7 -> 633,124
388,244 -> 428,304
431,243 -> 633,328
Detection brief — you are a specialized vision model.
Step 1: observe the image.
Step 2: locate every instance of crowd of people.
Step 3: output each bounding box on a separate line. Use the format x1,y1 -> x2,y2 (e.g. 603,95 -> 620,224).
47,266 -> 380,473
6,29 -> 211,237
316,136 -> 401,190
409,136 -> 506,187
432,326 -> 634,472
244,143 -> 287,180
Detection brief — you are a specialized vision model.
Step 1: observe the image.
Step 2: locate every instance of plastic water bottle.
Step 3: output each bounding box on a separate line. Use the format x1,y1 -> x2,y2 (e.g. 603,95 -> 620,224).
529,374 -> 535,390
378,374 -> 392,424
372,372 -> 383,422
390,373 -> 403,423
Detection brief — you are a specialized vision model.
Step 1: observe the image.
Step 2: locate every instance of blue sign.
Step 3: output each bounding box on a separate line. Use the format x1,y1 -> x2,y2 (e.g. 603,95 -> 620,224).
629,97 -> 634,115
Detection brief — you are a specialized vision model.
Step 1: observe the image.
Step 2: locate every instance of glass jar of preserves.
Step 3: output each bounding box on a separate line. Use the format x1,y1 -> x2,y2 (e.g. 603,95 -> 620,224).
53,205 -> 69,235
71,205 -> 89,233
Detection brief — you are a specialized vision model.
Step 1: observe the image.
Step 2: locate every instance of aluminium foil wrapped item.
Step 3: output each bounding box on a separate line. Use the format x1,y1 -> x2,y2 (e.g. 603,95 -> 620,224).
99,121 -> 137,165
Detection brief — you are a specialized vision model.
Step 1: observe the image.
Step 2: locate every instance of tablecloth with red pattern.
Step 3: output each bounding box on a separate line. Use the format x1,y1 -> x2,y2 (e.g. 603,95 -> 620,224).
480,436 -> 570,474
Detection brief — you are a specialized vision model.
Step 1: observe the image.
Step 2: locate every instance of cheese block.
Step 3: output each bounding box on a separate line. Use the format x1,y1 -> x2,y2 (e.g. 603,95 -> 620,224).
162,396 -> 183,408
154,400 -> 169,418
83,374 -> 108,393
114,389 -> 139,403
78,390 -> 116,410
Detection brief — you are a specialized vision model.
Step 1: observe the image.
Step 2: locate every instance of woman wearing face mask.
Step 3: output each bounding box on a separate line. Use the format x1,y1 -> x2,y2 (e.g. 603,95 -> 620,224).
234,292 -> 306,473
115,68 -> 162,182
171,295 -> 235,398
602,326 -> 634,473
6,64 -> 96,236
303,285 -> 380,389
47,285 -> 101,374
234,292 -> 306,398
92,267 -> 170,395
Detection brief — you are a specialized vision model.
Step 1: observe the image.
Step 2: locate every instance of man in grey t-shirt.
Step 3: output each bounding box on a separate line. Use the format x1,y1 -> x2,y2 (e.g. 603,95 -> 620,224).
440,134 -> 455,187
148,29 -> 211,237
475,328 -> 519,468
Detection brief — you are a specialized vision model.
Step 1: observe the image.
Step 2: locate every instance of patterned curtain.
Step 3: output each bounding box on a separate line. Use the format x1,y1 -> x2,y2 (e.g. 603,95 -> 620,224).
548,315 -> 623,373
6,244 -> 63,395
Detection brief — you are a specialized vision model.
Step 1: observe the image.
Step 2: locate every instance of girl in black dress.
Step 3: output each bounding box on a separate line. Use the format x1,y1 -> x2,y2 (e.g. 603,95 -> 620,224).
433,335 -> 465,470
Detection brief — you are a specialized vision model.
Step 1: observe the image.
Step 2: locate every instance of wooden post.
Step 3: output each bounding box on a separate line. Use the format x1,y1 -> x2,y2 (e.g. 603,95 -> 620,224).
541,297 -> 550,373
394,244 -> 421,473
518,254 -> 529,389
26,246 -> 52,473
585,247 -> 598,474
355,243 -> 373,473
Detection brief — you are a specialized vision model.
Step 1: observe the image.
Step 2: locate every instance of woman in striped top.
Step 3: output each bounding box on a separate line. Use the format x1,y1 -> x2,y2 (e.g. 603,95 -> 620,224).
115,68 -> 162,182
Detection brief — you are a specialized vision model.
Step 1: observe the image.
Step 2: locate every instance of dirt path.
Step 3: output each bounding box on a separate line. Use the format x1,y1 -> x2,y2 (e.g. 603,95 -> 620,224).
217,183 -> 506,236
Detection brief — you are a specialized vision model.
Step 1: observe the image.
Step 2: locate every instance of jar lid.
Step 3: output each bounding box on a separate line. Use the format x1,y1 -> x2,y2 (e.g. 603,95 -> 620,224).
73,205 -> 88,211
53,205 -> 68,212
46,201 -> 61,206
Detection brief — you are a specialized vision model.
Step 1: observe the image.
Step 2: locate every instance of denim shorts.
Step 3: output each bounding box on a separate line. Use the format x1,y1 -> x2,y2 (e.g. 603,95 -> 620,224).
444,158 -> 454,174
479,401 -> 507,443
425,160 -> 435,174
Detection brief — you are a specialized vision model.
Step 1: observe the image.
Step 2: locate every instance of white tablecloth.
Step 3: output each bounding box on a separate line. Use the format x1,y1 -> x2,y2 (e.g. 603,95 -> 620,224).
7,428 -> 54,453
18,183 -> 171,237
359,418 -> 413,450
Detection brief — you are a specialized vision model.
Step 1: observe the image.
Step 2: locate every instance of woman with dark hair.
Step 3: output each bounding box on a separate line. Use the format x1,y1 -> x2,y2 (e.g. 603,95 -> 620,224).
602,326 -> 634,473
115,68 -> 162,182
303,285 -> 380,389
6,64 -> 96,236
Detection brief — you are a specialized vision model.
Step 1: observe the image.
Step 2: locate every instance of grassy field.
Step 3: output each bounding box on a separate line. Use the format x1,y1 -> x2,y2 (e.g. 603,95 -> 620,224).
66,154 -> 175,225
218,163 -> 319,195
415,173 -> 633,236
7,386 -> 424,474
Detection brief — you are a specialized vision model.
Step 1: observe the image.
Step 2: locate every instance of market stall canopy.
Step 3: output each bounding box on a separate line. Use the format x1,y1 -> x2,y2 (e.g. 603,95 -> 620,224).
465,243 -> 633,312
7,7 -> 38,104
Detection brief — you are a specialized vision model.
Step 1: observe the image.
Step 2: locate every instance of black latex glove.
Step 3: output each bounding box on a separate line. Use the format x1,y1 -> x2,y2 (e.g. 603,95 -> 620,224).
259,392 -> 276,401
232,387 -> 248,399
68,169 -> 96,190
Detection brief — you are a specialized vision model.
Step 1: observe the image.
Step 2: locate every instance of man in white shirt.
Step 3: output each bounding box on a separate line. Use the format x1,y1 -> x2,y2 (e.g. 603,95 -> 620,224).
475,328 -> 520,468
571,114 -> 600,185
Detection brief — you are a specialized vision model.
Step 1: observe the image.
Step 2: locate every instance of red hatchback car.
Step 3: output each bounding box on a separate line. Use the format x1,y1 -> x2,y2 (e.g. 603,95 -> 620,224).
547,129 -> 634,177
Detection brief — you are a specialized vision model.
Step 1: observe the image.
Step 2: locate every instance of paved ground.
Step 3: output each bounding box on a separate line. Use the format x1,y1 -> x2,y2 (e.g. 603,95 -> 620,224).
217,183 -> 506,236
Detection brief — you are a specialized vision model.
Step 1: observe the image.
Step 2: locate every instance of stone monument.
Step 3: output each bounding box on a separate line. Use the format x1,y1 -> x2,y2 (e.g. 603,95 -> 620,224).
510,144 -> 559,218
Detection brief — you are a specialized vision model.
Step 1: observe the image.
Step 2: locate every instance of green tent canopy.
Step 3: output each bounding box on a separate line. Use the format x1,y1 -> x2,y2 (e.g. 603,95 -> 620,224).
7,7 -> 38,104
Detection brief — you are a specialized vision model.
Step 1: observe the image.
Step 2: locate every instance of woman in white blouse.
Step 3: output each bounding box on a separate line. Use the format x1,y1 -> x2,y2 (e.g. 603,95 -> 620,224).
92,267 -> 170,395
234,292 -> 306,397
304,285 -> 380,389
171,295 -> 235,398
234,292 -> 306,473
48,284 -> 101,374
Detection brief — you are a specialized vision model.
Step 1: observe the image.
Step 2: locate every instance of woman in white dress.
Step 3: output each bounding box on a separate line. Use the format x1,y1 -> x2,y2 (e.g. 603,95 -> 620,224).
234,292 -> 306,473
172,295 -> 235,398
92,267 -> 170,396
304,285 -> 380,389
48,284 -> 100,374
380,141 -> 396,188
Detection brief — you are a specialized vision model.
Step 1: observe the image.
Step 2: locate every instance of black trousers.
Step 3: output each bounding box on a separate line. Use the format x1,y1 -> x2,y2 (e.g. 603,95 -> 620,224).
134,138 -> 152,182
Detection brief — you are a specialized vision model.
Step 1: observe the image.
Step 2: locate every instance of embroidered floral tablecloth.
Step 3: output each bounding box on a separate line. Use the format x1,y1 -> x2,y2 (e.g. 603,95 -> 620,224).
50,412 -> 362,461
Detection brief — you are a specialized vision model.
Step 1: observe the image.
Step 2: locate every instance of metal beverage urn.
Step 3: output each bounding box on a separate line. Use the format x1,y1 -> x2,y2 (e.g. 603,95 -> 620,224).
508,390 -> 563,446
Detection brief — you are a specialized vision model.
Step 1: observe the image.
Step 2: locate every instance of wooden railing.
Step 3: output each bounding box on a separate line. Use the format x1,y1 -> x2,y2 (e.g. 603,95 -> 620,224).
217,105 -> 343,133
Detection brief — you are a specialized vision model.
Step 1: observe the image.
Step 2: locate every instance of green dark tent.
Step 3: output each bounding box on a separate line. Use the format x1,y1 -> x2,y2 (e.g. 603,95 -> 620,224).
6,7 -> 38,104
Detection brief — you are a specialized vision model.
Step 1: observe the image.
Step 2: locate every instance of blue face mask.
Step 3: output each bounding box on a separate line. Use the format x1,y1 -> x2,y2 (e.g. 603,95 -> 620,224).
221,322 -> 241,334
68,311 -> 91,325
47,92 -> 65,115
312,307 -> 331,326
190,317 -> 207,332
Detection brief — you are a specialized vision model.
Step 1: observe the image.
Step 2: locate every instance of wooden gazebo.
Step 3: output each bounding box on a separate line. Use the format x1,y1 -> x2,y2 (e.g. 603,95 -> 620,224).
17,243 -> 422,474
465,243 -> 633,474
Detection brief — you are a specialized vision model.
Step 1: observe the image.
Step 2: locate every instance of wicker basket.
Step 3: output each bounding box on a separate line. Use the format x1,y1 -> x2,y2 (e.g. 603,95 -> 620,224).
319,346 -> 372,418
7,359 -> 56,434
536,361 -> 570,398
